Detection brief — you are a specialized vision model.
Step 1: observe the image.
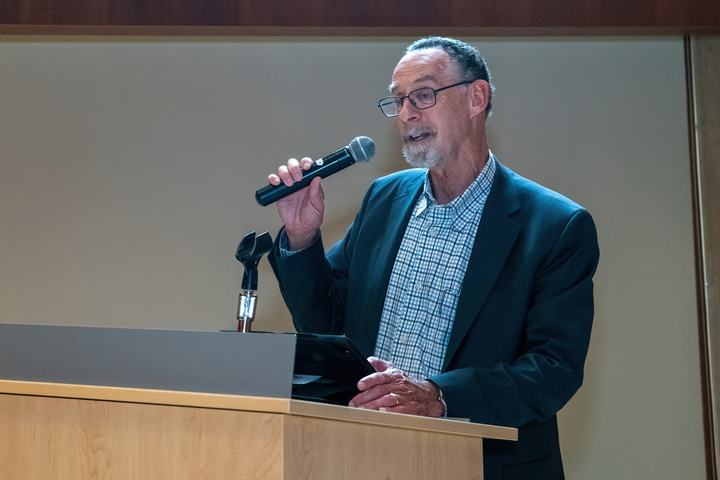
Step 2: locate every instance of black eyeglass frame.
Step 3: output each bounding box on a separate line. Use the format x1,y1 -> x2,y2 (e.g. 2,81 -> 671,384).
377,80 -> 474,118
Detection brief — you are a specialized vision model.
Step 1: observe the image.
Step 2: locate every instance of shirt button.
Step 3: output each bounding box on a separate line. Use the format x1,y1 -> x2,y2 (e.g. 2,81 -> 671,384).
428,227 -> 439,237
414,282 -> 424,292
399,335 -> 408,344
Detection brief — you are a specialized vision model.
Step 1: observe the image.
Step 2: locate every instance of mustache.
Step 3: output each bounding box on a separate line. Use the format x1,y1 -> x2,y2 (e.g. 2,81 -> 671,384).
402,125 -> 437,142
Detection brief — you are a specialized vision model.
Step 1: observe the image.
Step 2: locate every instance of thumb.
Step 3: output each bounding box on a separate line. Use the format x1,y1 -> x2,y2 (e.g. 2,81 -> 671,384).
307,176 -> 325,209
368,356 -> 395,372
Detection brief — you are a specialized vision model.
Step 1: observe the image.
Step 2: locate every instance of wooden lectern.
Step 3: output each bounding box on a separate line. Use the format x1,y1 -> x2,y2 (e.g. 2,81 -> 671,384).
0,324 -> 516,480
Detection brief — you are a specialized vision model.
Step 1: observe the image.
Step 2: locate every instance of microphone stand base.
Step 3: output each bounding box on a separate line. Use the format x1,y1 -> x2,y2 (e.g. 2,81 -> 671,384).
237,318 -> 253,333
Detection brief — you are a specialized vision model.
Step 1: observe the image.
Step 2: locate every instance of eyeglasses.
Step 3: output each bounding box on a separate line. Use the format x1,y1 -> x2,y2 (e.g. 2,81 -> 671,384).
377,80 -> 474,118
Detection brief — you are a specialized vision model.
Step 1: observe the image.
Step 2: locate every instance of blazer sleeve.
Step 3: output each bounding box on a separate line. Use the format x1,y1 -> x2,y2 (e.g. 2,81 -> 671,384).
429,209 -> 599,428
267,179 -> 378,335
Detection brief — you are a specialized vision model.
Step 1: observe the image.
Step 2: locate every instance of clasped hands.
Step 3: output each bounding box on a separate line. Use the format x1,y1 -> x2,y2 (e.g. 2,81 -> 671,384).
349,357 -> 446,418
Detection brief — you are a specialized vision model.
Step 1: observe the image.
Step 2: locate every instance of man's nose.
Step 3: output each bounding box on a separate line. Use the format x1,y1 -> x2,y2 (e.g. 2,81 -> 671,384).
397,99 -> 420,123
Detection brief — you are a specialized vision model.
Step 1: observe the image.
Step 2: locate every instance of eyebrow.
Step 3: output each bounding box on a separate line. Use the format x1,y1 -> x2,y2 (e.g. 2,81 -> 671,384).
389,74 -> 438,93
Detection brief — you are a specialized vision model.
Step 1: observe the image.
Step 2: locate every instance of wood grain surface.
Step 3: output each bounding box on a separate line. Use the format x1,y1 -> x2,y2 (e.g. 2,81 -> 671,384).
0,381 -> 517,479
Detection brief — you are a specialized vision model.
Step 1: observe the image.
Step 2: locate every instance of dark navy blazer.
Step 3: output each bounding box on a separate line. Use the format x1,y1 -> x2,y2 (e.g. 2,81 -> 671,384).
270,160 -> 600,480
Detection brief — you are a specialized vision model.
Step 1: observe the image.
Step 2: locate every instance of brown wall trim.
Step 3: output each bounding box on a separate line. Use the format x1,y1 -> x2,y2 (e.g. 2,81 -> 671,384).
1,25 -> 719,37
685,37 -> 718,480
685,35 -> 716,480
1,0 -> 719,33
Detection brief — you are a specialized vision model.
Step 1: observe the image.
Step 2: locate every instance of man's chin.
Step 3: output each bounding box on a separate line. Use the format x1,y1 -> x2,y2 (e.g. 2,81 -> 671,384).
402,147 -> 441,169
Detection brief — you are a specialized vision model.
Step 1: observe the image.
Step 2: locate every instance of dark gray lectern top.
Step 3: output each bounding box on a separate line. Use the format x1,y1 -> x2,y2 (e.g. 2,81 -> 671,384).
0,323 -> 296,399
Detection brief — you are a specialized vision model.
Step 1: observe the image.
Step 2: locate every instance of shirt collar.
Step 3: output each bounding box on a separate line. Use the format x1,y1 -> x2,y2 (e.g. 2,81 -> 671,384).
417,153 -> 497,220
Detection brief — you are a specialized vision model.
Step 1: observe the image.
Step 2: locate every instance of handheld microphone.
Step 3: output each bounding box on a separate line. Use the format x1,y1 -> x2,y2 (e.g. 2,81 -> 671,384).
255,136 -> 375,207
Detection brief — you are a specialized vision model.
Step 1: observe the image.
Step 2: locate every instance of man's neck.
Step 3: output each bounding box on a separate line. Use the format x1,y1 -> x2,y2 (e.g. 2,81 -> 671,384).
429,146 -> 490,205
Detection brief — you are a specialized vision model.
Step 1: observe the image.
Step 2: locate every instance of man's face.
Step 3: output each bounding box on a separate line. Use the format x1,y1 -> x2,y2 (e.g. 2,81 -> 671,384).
390,49 -> 471,169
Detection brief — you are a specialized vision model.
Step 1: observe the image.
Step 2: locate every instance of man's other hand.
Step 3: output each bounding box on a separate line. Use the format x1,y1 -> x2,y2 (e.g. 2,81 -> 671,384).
348,357 -> 446,417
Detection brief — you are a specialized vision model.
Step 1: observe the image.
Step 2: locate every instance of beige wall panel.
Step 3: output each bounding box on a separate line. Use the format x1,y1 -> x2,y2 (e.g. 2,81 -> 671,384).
0,37 -> 705,478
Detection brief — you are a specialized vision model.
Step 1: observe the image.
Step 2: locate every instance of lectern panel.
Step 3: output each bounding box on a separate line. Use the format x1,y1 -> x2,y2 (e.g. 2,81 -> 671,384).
0,324 -> 296,399
286,415 -> 484,480
0,393 -> 285,480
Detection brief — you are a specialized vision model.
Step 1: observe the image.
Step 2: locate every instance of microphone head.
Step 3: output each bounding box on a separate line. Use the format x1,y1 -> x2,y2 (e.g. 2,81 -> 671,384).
349,136 -> 375,163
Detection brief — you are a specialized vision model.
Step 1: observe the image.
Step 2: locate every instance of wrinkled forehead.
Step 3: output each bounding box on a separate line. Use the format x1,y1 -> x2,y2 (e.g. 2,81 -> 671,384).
389,48 -> 455,93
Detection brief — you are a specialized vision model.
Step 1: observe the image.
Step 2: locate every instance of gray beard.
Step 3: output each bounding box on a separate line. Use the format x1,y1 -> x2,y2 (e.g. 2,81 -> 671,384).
402,142 -> 442,169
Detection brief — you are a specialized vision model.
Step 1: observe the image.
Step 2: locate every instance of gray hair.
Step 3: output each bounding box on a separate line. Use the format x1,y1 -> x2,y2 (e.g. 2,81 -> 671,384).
406,37 -> 495,115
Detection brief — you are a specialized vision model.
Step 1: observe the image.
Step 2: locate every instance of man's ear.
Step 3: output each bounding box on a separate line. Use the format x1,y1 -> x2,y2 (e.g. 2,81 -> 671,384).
468,80 -> 490,118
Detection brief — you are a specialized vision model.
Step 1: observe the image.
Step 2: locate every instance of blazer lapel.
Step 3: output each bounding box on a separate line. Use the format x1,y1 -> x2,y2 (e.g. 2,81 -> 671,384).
442,163 -> 521,371
355,173 -> 424,356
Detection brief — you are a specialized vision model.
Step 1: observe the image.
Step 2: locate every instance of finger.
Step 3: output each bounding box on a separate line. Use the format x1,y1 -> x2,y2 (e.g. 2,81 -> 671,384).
300,157 -> 314,170
349,381 -> 393,407
307,177 -> 324,206
350,379 -> 399,408
317,177 -> 325,201
287,158 -> 304,182
277,165 -> 295,187
357,369 -> 399,391
368,357 -> 395,372
378,404 -> 411,414
379,398 -> 431,416
268,174 -> 281,186
377,393 -> 402,411
352,388 -> 400,411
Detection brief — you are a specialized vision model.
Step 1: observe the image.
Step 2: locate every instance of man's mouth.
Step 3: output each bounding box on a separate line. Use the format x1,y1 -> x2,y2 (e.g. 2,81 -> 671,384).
403,128 -> 436,143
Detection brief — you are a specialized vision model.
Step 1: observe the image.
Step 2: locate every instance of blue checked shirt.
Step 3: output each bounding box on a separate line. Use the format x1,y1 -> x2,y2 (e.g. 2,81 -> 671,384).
373,155 -> 496,379
280,155 -> 496,379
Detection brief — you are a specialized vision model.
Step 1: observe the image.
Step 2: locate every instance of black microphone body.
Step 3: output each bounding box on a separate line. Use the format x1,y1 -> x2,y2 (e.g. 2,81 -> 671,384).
255,136 -> 375,207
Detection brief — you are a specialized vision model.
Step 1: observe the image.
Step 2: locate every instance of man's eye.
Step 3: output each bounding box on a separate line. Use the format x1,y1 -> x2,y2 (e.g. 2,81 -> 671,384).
415,90 -> 434,103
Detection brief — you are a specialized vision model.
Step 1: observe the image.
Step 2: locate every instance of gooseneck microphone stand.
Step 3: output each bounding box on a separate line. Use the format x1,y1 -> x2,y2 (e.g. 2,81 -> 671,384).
235,231 -> 273,332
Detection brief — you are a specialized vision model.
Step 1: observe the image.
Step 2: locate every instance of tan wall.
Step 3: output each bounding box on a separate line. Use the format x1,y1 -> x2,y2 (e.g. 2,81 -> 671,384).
0,37 -> 704,479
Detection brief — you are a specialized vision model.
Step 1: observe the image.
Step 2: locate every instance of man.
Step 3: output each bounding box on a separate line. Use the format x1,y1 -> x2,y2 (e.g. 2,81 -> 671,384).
268,37 -> 599,479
